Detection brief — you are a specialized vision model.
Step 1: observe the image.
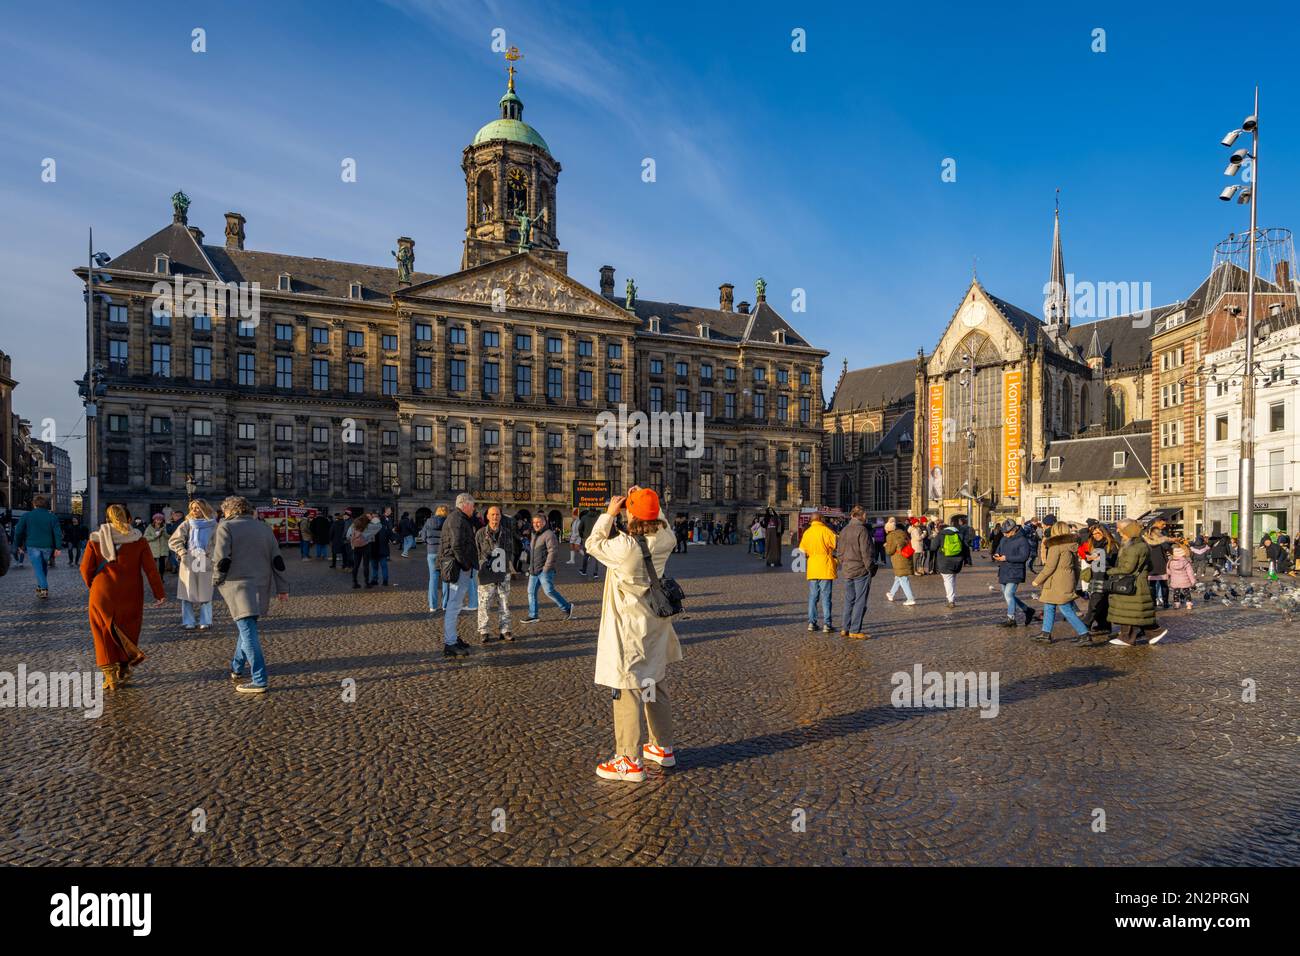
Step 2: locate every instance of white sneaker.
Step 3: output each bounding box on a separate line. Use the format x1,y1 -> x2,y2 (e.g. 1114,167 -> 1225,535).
1146,628 -> 1169,645
595,754 -> 645,782
884,593 -> 895,602
642,744 -> 676,767
1108,636 -> 1131,646
903,600 -> 917,606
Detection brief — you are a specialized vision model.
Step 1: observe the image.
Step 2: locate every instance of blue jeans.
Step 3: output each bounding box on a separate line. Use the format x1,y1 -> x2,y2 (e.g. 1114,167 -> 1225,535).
369,556 -> 389,585
28,548 -> 52,589
842,574 -> 871,632
315,543 -> 327,558
182,600 -> 213,627
1002,581 -> 1032,620
888,575 -> 915,600
528,570 -> 571,617
444,574 -> 470,645
426,552 -> 441,610
1041,601 -> 1088,636
808,578 -> 832,626
402,535 -> 414,556
300,539 -> 311,558
232,616 -> 267,686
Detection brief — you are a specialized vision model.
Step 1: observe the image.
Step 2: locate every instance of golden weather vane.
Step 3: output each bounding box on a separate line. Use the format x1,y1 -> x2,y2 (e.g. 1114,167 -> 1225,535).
505,45 -> 523,91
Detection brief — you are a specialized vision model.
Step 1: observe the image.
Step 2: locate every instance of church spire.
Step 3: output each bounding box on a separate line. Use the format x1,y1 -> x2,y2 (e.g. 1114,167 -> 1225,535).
1046,189 -> 1069,332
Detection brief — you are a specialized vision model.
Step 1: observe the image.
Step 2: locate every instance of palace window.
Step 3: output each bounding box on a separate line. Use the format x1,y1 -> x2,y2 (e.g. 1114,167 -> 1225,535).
276,322 -> 293,342
192,453 -> 212,486
482,330 -> 500,348
578,370 -> 593,401
415,356 -> 432,389
415,458 -> 433,491
193,347 -> 211,381
313,359 -> 329,391
448,326 -> 466,346
108,303 -> 128,324
483,361 -> 499,394
237,422 -> 256,441
449,359 -> 465,392
312,459 -> 330,490
237,352 -> 255,386
275,355 -> 292,389
382,333 -> 398,351
192,419 -> 213,438
151,343 -> 171,377
348,362 -> 364,393
237,457 -> 256,488
312,425 -> 329,443
347,330 -> 364,348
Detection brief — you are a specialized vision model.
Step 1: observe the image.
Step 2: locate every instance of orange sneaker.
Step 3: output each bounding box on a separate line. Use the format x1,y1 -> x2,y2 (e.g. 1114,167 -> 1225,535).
596,754 -> 646,782
642,743 -> 676,767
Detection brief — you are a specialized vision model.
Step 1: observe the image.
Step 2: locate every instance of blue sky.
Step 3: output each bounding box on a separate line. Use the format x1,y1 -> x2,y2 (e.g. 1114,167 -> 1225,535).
2,0 -> 1298,484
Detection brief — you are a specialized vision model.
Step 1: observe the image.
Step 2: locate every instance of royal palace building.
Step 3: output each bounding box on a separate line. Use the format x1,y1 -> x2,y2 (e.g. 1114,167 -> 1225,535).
75,61 -> 827,522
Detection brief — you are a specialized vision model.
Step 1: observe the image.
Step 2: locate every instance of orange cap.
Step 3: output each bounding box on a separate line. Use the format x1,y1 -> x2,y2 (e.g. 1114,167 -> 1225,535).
626,487 -> 660,521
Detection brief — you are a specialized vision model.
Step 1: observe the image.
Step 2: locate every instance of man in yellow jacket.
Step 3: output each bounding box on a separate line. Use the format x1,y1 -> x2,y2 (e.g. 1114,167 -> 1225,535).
799,511 -> 838,633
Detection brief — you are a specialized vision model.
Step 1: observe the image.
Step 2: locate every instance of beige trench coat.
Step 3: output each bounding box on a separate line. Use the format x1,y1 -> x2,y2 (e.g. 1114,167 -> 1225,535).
168,518 -> 216,604
585,512 -> 681,690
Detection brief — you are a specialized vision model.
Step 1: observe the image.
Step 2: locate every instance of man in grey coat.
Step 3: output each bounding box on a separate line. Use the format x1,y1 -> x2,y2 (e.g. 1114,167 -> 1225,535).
438,493 -> 479,657
835,506 -> 873,637
523,512 -> 573,623
213,496 -> 289,693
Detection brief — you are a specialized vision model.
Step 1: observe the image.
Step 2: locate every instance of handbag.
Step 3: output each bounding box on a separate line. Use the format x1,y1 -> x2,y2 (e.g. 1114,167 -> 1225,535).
1104,573 -> 1137,595
635,536 -> 685,617
900,543 -> 914,559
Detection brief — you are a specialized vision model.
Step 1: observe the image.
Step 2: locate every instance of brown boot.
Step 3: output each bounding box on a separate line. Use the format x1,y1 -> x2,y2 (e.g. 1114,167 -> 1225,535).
100,664 -> 120,692
116,662 -> 132,685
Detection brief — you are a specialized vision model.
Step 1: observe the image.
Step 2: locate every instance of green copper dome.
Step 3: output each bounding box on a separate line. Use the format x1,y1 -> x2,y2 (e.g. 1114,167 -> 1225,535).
472,76 -> 550,153
472,118 -> 550,153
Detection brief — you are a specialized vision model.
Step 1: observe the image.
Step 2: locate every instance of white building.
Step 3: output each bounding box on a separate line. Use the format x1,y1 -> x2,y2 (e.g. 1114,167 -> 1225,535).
1203,307 -> 1300,540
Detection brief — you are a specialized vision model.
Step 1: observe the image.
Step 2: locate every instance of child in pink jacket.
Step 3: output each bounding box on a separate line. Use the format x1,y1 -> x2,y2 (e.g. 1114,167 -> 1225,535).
1168,540 -> 1197,609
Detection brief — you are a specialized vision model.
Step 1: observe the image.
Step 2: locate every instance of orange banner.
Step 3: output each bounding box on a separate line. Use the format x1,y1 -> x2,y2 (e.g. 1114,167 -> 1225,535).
1003,370 -> 1022,500
927,383 -> 944,503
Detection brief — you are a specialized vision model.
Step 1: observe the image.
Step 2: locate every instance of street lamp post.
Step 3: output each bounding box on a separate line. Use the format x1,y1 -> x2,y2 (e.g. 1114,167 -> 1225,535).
1219,91 -> 1260,575
83,230 -> 112,527
391,478 -> 401,521
185,474 -> 196,501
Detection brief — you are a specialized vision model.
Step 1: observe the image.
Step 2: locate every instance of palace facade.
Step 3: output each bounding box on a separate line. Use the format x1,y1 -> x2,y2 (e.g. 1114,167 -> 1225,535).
76,62 -> 827,522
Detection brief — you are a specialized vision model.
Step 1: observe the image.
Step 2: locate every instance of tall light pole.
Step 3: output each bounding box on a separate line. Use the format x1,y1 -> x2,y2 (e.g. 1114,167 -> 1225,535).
1220,90 -> 1260,575
83,229 -> 112,528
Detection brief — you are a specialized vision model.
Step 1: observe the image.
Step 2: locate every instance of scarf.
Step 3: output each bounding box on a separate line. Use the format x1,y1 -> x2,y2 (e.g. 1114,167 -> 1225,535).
187,517 -> 217,555
91,524 -> 142,563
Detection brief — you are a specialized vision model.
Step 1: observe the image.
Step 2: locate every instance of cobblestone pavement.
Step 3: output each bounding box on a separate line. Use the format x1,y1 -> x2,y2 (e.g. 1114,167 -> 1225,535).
1,542 -> 1296,866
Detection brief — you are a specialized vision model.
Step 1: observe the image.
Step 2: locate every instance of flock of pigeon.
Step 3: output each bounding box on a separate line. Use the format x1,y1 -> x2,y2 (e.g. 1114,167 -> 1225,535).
1196,572 -> 1300,616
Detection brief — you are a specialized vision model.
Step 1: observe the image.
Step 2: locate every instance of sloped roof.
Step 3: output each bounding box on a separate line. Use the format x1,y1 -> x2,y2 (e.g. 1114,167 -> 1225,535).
203,246 -> 435,300
877,408 -> 915,454
609,296 -> 818,349
1028,426 -> 1152,483
101,221 -> 436,300
830,358 -> 916,411
1066,310 -> 1164,370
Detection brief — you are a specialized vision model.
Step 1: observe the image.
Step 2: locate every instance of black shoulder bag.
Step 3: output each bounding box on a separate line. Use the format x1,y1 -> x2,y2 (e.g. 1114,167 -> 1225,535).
635,535 -> 685,617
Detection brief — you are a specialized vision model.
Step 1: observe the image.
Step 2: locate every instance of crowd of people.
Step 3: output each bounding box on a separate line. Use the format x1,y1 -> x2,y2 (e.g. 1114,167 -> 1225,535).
8,486 -> 1299,784
788,507 -> 1296,647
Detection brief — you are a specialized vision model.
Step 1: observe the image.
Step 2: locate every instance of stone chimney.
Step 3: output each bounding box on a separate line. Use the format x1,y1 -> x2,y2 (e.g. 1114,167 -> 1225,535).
719,283 -> 734,312
224,212 -> 246,250
1276,260 -> 1291,290
737,300 -> 751,314
599,265 -> 615,297
188,226 -> 205,244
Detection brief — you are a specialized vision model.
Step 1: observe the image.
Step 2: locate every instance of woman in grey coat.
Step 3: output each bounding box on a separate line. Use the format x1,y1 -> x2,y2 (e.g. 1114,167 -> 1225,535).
212,496 -> 289,693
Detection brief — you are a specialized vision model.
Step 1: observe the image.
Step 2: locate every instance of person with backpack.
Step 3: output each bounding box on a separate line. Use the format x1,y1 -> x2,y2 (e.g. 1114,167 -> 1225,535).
935,518 -> 967,608
798,511 -> 838,634
992,519 -> 1035,627
1031,522 -> 1090,644
584,486 -> 681,783
419,506 -> 447,611
348,514 -> 372,590
369,518 -> 394,587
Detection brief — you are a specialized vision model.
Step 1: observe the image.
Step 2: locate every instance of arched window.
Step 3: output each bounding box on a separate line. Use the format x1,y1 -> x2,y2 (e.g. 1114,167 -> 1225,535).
873,469 -> 890,512
839,478 -> 854,511
476,171 -> 494,222
1060,378 -> 1073,434
1079,382 -> 1090,428
1106,386 -> 1128,430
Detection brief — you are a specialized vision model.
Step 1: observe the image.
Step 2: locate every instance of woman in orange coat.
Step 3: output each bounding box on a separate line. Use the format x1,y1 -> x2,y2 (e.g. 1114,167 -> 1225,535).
80,504 -> 166,690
